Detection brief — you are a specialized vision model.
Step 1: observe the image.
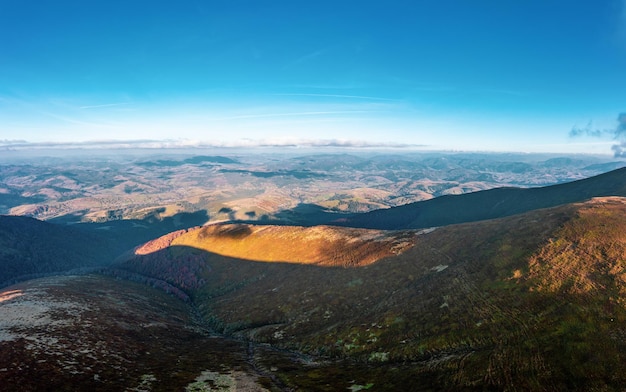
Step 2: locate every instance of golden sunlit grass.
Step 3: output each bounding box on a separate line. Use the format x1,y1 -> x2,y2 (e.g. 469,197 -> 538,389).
527,197 -> 626,297
168,223 -> 417,266
0,289 -> 23,303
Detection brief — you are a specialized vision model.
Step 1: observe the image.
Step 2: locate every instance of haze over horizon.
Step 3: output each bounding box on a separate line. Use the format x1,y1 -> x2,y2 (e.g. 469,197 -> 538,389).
1,1 -> 625,154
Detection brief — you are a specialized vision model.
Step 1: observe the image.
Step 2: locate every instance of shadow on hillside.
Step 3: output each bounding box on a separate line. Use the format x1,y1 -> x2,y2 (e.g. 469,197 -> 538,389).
0,211 -> 211,288
111,242 -> 431,325
109,243 -> 385,320
231,203 -> 355,227
0,193 -> 47,213
218,166 -> 626,231
56,210 -> 211,255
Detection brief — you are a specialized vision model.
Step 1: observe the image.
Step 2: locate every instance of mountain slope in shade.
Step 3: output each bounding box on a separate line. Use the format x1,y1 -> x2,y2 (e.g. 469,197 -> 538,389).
0,216 -> 117,286
118,197 -> 626,390
0,210 -> 210,288
339,166 -> 626,229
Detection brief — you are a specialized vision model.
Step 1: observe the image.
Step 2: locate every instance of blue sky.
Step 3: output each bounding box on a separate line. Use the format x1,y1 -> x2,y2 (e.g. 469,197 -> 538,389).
1,1 -> 625,153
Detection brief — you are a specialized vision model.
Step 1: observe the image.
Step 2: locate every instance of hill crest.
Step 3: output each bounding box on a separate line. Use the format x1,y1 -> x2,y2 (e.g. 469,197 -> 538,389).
134,223 -> 420,267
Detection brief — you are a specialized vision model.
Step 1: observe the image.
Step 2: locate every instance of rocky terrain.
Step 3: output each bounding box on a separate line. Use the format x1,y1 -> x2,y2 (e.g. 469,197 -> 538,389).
0,275 -> 276,391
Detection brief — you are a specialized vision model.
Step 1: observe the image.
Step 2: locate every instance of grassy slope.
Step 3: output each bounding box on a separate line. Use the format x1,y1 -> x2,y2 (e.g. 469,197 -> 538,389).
168,223 -> 417,266
341,166 -> 626,229
119,197 -> 626,390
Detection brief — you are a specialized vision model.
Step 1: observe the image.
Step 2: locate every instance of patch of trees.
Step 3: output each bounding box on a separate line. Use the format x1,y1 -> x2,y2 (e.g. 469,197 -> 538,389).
98,268 -> 191,302
117,247 -> 208,292
0,216 -> 116,286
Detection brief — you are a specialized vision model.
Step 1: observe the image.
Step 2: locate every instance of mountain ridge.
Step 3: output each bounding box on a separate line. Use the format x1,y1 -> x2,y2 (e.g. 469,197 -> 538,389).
339,166 -> 626,229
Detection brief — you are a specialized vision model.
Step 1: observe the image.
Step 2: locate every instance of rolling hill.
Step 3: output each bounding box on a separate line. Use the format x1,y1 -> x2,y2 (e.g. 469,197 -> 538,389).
136,223 -> 418,266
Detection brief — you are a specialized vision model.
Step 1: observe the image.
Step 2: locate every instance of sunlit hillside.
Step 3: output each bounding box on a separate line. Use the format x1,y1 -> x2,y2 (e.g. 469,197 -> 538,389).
166,224 -> 416,266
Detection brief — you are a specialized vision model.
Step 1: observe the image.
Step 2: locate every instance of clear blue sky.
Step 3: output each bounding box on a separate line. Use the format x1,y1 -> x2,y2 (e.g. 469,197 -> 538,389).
1,1 -> 625,153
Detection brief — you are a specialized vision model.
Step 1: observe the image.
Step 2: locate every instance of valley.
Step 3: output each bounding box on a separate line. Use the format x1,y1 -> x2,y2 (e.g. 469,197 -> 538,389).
2,150 -> 626,391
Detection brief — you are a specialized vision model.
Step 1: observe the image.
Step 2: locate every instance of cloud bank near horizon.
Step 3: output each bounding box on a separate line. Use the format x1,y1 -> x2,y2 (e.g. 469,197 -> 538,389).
0,138 -> 425,151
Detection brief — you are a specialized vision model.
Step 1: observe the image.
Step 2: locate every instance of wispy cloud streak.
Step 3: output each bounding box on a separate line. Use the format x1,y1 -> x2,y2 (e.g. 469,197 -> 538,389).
79,102 -> 131,109
40,111 -> 116,128
273,93 -> 399,102
283,49 -> 326,69
213,110 -> 377,121
569,121 -> 614,138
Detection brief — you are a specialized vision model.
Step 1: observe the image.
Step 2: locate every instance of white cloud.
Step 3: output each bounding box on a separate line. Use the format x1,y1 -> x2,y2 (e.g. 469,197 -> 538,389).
0,138 -> 424,150
40,111 -> 117,128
